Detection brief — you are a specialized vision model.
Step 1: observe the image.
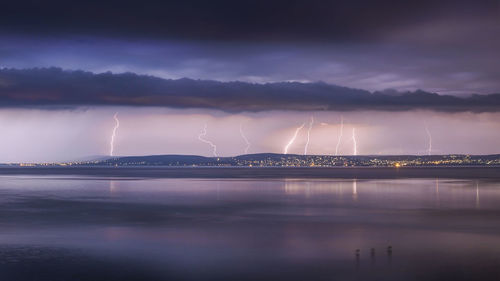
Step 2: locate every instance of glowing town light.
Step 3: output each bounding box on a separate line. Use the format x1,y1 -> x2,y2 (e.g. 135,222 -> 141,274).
352,127 -> 358,156
198,124 -> 218,157
109,112 -> 119,156
284,123 -> 305,154
425,123 -> 432,156
239,123 -> 251,154
335,116 -> 344,155
304,116 -> 314,155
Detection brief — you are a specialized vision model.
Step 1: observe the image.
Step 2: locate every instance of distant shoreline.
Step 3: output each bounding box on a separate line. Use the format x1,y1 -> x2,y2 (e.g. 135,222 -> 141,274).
1,166 -> 500,179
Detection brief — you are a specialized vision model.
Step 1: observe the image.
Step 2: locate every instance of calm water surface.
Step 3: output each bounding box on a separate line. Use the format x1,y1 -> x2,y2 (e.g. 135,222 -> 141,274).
0,175 -> 499,280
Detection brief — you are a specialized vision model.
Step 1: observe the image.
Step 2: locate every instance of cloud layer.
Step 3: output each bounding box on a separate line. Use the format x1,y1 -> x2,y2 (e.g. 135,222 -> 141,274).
1,1 -> 498,95
1,68 -> 499,112
1,0 -> 497,43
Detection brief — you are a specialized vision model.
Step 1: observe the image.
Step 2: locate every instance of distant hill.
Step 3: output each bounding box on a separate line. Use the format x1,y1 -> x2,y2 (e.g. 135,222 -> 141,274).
71,153 -> 500,167
100,155 -> 217,166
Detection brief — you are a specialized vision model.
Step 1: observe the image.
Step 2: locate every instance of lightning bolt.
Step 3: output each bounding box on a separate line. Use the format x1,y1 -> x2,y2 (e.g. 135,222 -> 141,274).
335,116 -> 344,155
304,116 -> 314,155
109,112 -> 119,156
352,127 -> 358,156
198,124 -> 218,157
425,123 -> 432,156
239,123 -> 251,154
284,123 -> 305,154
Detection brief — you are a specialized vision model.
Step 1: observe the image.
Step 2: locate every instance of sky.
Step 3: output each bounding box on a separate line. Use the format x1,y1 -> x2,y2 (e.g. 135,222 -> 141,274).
0,0 -> 499,162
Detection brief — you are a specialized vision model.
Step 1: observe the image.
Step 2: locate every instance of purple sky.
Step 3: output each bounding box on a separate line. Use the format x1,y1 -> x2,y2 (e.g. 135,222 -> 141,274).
0,108 -> 499,162
0,1 -> 499,161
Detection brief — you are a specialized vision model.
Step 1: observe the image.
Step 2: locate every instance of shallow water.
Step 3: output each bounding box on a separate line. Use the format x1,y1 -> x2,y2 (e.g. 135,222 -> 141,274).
0,175 -> 499,280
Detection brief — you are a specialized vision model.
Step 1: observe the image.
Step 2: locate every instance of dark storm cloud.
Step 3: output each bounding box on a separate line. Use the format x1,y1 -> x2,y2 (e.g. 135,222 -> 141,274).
0,0 -> 497,42
0,1 -> 499,95
1,68 -> 499,112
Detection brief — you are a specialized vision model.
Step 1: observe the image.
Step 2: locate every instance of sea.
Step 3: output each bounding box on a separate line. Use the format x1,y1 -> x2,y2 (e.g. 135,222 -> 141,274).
0,174 -> 499,280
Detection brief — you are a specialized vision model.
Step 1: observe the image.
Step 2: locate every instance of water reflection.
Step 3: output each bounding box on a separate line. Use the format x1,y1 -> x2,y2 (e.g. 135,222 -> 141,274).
280,177 -> 494,209
284,178 -> 359,202
476,181 -> 480,209
352,179 -> 358,201
0,176 -> 499,281
435,178 -> 440,207
109,179 -> 117,194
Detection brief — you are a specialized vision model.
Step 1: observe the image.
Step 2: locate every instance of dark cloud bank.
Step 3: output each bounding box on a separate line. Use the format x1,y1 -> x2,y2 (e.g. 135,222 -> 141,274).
1,0 -> 497,42
1,1 -> 498,96
1,68 -> 499,112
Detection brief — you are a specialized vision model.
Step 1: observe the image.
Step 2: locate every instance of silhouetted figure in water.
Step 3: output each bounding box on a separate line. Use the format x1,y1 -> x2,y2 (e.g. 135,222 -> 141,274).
387,246 -> 393,266
355,249 -> 360,270
370,248 -> 376,266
